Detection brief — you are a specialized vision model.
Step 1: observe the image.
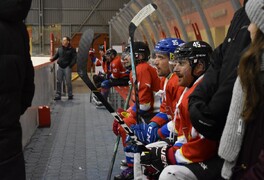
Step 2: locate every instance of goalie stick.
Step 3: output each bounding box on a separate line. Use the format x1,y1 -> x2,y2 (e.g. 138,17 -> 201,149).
129,3 -> 157,124
77,29 -> 144,147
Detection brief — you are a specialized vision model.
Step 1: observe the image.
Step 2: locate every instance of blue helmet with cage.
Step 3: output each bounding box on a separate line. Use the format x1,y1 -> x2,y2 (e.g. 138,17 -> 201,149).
154,38 -> 185,60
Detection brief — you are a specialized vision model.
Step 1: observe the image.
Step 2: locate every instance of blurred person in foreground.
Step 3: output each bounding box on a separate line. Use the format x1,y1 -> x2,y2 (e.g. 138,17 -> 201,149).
188,0 -> 251,142
218,0 -> 264,179
0,0 -> 35,179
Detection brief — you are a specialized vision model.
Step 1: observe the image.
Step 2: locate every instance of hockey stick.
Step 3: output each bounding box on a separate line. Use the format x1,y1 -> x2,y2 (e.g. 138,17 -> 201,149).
129,3 -> 157,124
77,29 -> 144,147
89,34 -> 102,103
106,83 -> 133,180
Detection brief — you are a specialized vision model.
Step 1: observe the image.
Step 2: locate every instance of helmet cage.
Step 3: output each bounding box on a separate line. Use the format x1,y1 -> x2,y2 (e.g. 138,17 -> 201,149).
121,46 -> 131,69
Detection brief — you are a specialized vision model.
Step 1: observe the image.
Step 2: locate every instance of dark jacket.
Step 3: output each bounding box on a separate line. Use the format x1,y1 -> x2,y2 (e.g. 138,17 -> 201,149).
51,45 -> 76,69
232,103 -> 264,180
0,0 -> 34,163
188,7 -> 251,140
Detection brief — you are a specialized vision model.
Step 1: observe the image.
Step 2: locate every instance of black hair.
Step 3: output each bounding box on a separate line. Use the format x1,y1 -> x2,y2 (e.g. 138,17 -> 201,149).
63,36 -> 70,42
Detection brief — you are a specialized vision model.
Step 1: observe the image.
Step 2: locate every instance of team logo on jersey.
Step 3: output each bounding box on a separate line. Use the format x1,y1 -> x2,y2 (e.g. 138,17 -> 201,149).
169,53 -> 174,61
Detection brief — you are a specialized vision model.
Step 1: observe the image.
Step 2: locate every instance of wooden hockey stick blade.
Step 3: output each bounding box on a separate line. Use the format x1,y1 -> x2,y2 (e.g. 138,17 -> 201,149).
129,3 -> 157,36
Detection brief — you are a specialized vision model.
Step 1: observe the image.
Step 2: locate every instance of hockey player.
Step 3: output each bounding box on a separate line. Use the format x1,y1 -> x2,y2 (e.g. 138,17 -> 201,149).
140,41 -> 219,180
96,48 -> 130,107
90,45 -> 111,104
89,48 -> 100,66
131,38 -> 185,179
113,42 -> 161,179
131,38 -> 185,144
92,45 -> 110,89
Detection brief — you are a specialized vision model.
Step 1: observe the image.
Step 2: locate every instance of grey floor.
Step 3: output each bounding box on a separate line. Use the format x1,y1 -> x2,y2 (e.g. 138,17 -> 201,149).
23,78 -> 124,180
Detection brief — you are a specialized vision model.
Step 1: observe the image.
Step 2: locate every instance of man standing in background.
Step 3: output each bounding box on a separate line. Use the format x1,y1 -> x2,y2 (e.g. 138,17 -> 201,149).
50,36 -> 77,100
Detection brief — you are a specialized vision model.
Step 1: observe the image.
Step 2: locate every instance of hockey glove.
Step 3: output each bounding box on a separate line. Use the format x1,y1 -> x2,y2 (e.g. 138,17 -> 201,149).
112,108 -> 130,136
145,122 -> 159,144
130,123 -> 147,144
140,146 -> 169,177
112,120 -> 119,136
124,136 -> 141,153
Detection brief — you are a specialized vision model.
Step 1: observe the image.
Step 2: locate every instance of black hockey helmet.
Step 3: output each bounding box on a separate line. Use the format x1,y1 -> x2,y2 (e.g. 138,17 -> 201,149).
174,40 -> 212,70
133,41 -> 150,61
105,48 -> 117,57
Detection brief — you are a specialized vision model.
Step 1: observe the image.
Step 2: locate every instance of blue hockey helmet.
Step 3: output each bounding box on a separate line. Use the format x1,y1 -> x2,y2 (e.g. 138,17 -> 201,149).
154,38 -> 185,60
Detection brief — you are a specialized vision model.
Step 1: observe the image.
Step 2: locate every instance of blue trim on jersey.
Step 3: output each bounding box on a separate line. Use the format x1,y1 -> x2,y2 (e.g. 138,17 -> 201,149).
174,142 -> 183,148
154,112 -> 169,122
132,104 -> 146,115
160,123 -> 171,138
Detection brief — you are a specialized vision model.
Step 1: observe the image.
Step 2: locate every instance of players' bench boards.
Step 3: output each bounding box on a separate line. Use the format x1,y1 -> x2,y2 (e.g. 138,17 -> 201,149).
109,86 -> 133,110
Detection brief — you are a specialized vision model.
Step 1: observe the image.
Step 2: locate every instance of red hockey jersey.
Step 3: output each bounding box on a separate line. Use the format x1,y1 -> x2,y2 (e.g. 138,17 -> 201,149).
129,62 -> 161,114
151,73 -> 184,127
167,76 -> 218,164
110,56 -> 128,79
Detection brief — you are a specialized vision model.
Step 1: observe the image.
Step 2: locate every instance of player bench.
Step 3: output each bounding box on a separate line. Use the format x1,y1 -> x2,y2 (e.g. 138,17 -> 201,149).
109,85 -> 132,110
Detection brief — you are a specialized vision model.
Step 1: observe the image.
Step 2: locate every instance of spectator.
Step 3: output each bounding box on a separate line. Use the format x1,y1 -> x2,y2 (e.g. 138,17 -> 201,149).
140,41 -> 217,180
188,0 -> 251,141
0,0 -> 35,179
113,42 -> 161,179
218,0 -> 264,179
50,36 -> 77,100
185,1 -> 251,179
